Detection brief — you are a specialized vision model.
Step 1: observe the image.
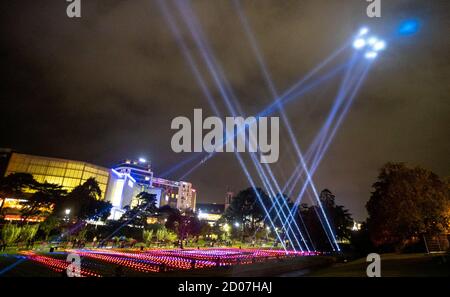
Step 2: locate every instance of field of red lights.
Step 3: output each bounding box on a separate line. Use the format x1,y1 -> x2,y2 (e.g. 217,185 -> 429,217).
7,249 -> 318,277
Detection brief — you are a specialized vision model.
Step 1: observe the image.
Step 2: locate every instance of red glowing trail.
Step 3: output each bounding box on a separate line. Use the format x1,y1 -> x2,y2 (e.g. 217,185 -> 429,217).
20,248 -> 318,276
21,251 -> 101,277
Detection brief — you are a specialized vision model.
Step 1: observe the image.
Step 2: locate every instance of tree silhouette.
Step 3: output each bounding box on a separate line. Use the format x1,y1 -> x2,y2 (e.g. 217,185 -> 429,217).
55,178 -> 112,222
20,182 -> 67,223
119,191 -> 158,226
165,208 -> 201,248
0,173 -> 36,217
136,191 -> 158,213
223,187 -> 268,240
300,189 -> 353,251
366,163 -> 450,250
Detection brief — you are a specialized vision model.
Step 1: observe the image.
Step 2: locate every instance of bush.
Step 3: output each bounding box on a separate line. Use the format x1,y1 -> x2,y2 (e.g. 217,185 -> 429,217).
1,223 -> 21,246
166,231 -> 177,242
19,224 -> 39,243
143,229 -> 154,246
156,228 -> 167,242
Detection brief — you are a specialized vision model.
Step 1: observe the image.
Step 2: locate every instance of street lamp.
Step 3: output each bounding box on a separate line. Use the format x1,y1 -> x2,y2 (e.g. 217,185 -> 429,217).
64,208 -> 71,222
234,222 -> 240,228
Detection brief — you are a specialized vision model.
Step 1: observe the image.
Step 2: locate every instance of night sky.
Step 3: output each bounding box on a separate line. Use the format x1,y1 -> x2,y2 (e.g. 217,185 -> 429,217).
1,0 -> 449,220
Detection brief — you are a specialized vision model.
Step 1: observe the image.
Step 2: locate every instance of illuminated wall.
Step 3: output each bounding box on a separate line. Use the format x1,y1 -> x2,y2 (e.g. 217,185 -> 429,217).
177,181 -> 196,211
196,203 -> 224,225
4,153 -> 110,199
152,178 -> 197,211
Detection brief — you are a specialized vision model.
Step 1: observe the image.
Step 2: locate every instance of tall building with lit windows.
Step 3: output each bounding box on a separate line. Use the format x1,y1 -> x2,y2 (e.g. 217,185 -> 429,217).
152,177 -> 196,211
4,152 -> 110,199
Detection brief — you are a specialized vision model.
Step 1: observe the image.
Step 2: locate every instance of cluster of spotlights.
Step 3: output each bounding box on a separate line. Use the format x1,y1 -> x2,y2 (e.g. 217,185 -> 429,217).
353,27 -> 386,59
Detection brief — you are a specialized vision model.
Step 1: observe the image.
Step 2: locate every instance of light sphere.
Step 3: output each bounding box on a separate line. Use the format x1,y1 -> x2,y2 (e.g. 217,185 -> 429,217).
365,51 -> 378,59
358,27 -> 369,36
353,38 -> 366,49
367,37 -> 378,46
373,40 -> 386,51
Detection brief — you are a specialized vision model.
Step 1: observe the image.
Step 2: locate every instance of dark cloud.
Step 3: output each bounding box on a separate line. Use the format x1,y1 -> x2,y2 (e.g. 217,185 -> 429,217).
1,0 -> 449,220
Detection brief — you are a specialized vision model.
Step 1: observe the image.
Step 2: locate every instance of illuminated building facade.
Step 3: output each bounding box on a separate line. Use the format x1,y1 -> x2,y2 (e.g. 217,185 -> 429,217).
197,203 -> 225,225
105,169 -> 141,220
4,152 -> 110,199
0,150 -> 198,221
152,177 -> 196,211
114,159 -> 153,187
1,151 -> 110,221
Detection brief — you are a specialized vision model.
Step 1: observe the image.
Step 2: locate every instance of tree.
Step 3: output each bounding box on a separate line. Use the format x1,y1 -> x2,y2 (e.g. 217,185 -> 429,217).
156,227 -> 168,242
39,215 -> 60,241
136,191 -> 158,213
18,224 -> 39,243
0,173 -> 36,217
366,163 -> 450,250
75,228 -> 88,241
199,220 -> 212,238
166,231 -> 178,243
143,229 -> 154,246
119,191 -> 157,227
55,178 -> 112,222
300,189 -> 353,251
165,209 -> 200,247
319,189 -> 353,240
20,182 -> 66,222
1,223 -> 21,247
0,173 -> 67,223
222,187 -> 267,240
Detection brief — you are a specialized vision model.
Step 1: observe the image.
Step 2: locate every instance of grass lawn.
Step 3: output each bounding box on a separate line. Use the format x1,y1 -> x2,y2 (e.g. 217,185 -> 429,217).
306,253 -> 450,277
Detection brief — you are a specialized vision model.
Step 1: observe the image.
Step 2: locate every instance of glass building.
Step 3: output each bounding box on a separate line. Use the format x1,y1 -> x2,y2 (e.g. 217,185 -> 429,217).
4,152 -> 110,199
1,150 -> 197,221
